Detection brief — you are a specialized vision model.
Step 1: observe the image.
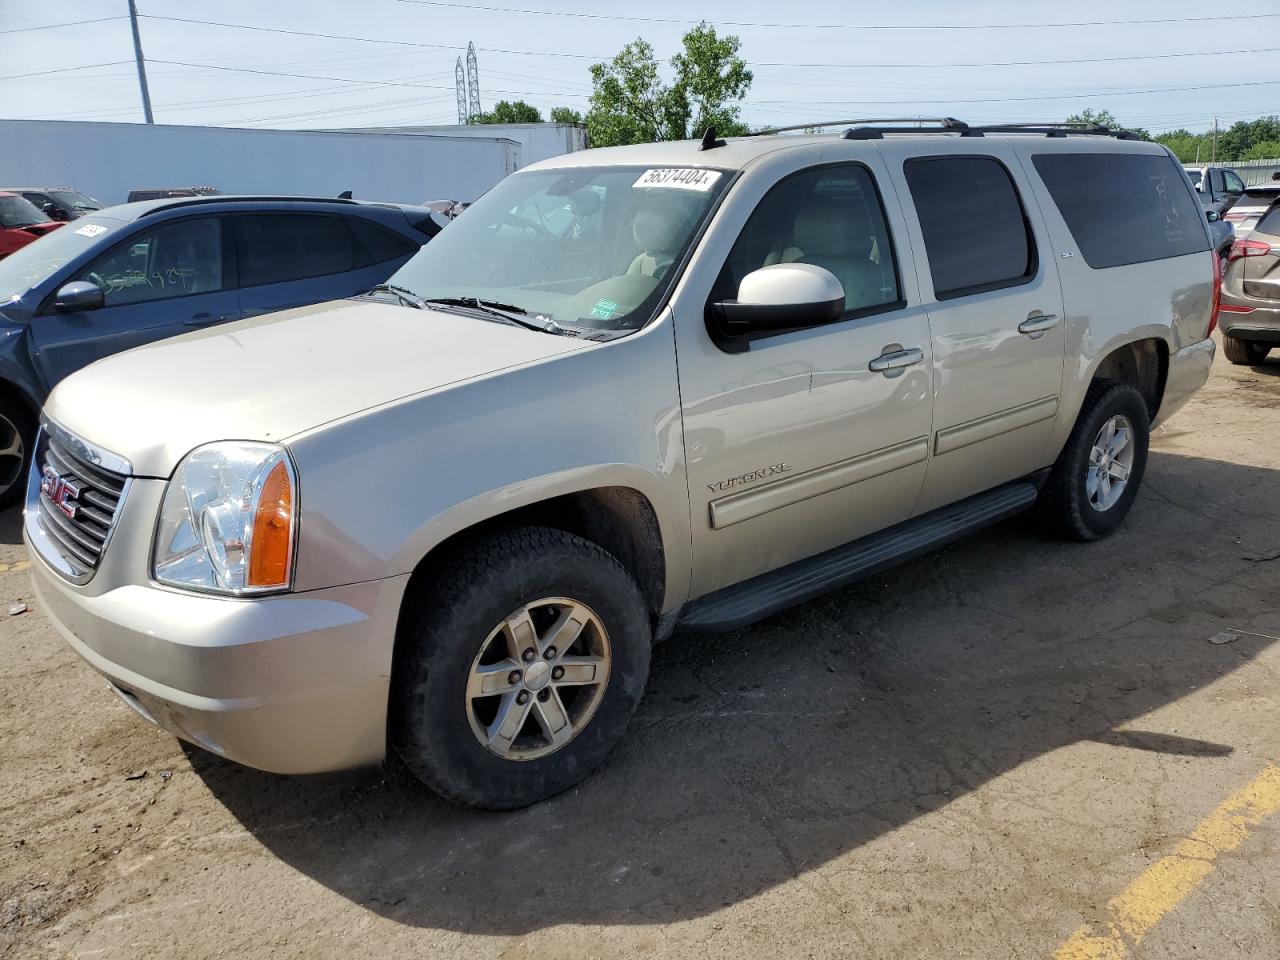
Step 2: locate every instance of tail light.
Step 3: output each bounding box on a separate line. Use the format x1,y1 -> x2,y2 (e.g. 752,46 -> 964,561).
1208,250 -> 1222,337
1227,238 -> 1273,262
1224,211 -> 1248,221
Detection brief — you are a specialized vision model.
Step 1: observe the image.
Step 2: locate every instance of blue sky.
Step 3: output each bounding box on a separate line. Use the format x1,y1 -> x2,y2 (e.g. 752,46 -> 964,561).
3,0 -> 1277,133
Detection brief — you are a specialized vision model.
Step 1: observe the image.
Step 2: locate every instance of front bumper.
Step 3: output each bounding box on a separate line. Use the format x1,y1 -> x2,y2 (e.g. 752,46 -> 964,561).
28,540 -> 409,774
1153,337 -> 1216,428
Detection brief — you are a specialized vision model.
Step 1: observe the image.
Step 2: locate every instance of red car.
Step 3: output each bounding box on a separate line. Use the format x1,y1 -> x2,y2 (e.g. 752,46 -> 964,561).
0,191 -> 64,259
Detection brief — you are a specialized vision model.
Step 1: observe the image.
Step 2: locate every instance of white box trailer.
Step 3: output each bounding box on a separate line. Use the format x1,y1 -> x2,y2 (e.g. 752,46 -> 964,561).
0,119 -> 523,207
341,122 -> 588,169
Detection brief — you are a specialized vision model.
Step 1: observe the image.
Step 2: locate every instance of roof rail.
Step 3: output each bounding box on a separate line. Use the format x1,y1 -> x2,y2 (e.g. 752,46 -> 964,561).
139,195 -> 362,217
745,117 -> 969,137
972,121 -> 1136,139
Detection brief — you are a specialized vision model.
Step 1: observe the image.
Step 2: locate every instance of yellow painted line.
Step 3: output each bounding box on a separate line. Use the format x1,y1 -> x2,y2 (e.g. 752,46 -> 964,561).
1053,763 -> 1280,959
0,559 -> 30,573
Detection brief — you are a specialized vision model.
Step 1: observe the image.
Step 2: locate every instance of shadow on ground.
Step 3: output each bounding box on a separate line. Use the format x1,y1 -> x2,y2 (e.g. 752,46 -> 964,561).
0,505 -> 23,546
189,451 -> 1280,934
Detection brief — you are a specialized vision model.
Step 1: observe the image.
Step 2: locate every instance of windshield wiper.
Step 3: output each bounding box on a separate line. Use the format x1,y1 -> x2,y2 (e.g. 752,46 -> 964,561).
422,296 -> 564,335
367,282 -> 427,309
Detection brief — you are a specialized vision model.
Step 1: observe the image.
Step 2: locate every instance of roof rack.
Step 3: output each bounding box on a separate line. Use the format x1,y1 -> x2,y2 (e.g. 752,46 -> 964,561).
746,118 -> 1137,141
745,117 -> 969,137
139,195 -> 361,217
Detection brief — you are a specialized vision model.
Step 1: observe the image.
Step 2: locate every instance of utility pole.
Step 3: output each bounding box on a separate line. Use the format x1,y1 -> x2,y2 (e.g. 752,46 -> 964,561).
1211,116 -> 1218,163
127,0 -> 154,124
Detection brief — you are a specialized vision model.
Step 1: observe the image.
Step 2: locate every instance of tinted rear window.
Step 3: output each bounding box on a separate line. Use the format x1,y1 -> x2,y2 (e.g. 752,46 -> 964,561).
903,156 -> 1036,299
348,216 -> 418,266
1032,153 -> 1207,269
238,213 -> 359,286
1256,203 -> 1280,236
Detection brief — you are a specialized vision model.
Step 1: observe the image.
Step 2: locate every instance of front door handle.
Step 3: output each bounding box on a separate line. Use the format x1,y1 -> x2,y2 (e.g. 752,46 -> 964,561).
1018,313 -> 1059,335
868,347 -> 924,375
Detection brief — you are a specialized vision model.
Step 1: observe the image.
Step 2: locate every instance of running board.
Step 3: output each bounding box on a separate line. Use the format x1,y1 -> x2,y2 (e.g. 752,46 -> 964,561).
677,481 -> 1039,633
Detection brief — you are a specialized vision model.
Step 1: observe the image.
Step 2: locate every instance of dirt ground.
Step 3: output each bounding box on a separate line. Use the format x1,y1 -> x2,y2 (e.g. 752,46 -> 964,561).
3,340 -> 1279,960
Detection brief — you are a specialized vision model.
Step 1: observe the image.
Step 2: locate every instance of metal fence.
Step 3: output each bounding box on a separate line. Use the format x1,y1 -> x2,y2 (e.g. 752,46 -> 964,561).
1231,158 -> 1280,186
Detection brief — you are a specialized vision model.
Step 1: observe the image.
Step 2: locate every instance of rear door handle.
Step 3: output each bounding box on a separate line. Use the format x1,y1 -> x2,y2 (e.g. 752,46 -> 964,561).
868,347 -> 924,375
1018,313 -> 1059,335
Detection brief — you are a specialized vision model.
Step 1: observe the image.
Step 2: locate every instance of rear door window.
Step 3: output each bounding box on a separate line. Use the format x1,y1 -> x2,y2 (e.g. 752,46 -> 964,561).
236,214 -> 360,286
1255,203 -> 1280,237
903,156 -> 1036,300
1032,153 -> 1207,269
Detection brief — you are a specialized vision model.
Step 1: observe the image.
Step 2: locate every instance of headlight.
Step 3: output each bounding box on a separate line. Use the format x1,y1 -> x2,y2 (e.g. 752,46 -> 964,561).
153,442 -> 297,595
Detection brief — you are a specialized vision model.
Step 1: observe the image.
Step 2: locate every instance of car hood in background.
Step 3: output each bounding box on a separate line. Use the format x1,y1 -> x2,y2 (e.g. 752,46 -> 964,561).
45,298 -> 590,477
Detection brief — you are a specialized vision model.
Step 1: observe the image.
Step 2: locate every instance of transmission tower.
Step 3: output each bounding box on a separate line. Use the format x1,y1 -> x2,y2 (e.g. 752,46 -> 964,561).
455,57 -> 468,125
466,42 -> 481,122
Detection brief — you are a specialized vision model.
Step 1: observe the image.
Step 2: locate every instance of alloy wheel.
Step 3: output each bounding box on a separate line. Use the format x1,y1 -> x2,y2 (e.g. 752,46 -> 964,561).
1086,413 -> 1135,512
465,597 -> 612,761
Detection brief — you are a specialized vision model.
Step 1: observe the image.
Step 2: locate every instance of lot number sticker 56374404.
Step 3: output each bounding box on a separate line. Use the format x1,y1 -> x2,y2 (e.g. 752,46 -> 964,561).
633,169 -> 722,191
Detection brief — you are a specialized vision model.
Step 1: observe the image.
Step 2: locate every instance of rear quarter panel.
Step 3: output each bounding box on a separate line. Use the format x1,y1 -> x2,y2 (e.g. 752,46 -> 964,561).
1010,138 -> 1214,450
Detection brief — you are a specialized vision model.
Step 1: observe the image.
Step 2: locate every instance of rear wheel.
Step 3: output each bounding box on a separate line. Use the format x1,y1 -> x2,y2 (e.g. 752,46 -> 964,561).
1038,380 -> 1150,541
1222,334 -> 1270,365
391,527 -> 651,809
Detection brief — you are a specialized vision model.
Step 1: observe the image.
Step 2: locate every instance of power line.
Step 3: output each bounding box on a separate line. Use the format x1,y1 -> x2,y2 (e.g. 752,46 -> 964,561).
0,16 -> 127,35
752,78 -> 1280,107
129,14 -> 1280,72
144,58 -> 590,99
390,0 -> 1280,31
0,60 -> 133,81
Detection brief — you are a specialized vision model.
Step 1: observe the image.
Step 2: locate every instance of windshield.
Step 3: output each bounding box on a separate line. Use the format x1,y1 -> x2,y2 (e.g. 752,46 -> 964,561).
0,195 -> 51,229
0,217 -> 122,302
50,190 -> 102,211
388,165 -> 731,331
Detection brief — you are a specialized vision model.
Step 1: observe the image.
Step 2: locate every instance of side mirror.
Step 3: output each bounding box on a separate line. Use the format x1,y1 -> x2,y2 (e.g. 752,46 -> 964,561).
710,263 -> 845,338
53,281 -> 105,312
1207,210 -> 1221,222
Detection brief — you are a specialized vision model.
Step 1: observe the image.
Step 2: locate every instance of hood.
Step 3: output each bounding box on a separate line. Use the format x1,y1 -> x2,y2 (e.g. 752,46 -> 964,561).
45,298 -> 589,477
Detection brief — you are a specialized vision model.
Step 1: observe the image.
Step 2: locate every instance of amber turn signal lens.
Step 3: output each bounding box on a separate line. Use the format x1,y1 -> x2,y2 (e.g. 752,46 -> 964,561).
248,460 -> 294,588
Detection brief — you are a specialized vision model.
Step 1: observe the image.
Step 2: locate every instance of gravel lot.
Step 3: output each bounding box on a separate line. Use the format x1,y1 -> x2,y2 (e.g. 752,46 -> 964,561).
3,340 -> 1279,959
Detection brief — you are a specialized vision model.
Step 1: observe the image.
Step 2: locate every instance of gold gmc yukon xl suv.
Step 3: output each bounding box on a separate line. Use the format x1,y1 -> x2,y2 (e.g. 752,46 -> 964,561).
26,121 -> 1219,808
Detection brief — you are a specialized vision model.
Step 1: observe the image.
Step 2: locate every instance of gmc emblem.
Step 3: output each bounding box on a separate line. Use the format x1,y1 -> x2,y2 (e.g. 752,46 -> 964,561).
40,465 -> 81,520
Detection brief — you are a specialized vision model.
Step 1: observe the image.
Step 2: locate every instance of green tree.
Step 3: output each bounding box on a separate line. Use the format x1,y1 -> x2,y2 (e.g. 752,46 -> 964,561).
586,23 -> 753,147
1217,117 -> 1280,161
1155,129 -> 1209,163
1243,140 -> 1280,161
1065,107 -> 1148,140
473,99 -> 543,124
549,106 -> 584,124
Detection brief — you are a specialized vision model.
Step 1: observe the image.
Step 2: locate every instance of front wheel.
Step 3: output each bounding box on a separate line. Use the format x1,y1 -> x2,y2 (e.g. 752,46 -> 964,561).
1222,334 -> 1270,365
391,527 -> 651,809
1038,380 -> 1150,541
0,397 -> 35,510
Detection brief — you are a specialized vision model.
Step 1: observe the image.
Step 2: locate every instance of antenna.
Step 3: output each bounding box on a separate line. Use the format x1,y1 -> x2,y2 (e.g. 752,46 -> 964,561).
466,42 -> 481,123
455,57 -> 468,125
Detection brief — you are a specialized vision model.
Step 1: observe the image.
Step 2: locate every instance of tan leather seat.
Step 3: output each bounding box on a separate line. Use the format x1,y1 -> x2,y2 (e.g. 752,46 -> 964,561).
771,202 -> 886,310
627,208 -> 683,278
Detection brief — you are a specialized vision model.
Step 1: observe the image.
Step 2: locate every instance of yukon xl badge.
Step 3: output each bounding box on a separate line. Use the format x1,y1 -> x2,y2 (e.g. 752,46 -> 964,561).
41,465 -> 81,520
707,463 -> 792,494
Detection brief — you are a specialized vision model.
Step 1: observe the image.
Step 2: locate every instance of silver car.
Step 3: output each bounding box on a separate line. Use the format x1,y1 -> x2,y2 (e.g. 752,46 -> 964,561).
26,121 -> 1217,808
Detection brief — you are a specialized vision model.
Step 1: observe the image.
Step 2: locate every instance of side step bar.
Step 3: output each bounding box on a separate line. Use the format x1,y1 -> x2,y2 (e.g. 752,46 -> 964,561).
677,481 -> 1039,633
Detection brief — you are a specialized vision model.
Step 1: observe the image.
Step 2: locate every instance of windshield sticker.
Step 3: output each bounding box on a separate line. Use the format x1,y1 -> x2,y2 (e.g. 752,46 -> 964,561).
74,224 -> 108,238
591,298 -> 619,320
633,168 -> 722,192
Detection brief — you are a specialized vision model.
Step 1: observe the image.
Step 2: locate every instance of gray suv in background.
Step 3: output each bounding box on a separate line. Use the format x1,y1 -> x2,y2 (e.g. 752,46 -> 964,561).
0,195 -> 445,505
1219,199 -> 1280,363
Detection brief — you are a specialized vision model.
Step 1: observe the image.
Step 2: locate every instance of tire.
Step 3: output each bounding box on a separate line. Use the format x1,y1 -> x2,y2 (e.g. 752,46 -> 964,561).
0,394 -> 35,510
391,527 -> 651,810
1038,380 -> 1150,542
1221,334 -> 1270,365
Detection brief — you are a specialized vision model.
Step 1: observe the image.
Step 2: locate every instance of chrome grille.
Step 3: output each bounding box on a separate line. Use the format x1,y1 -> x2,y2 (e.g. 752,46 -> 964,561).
27,425 -> 131,582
